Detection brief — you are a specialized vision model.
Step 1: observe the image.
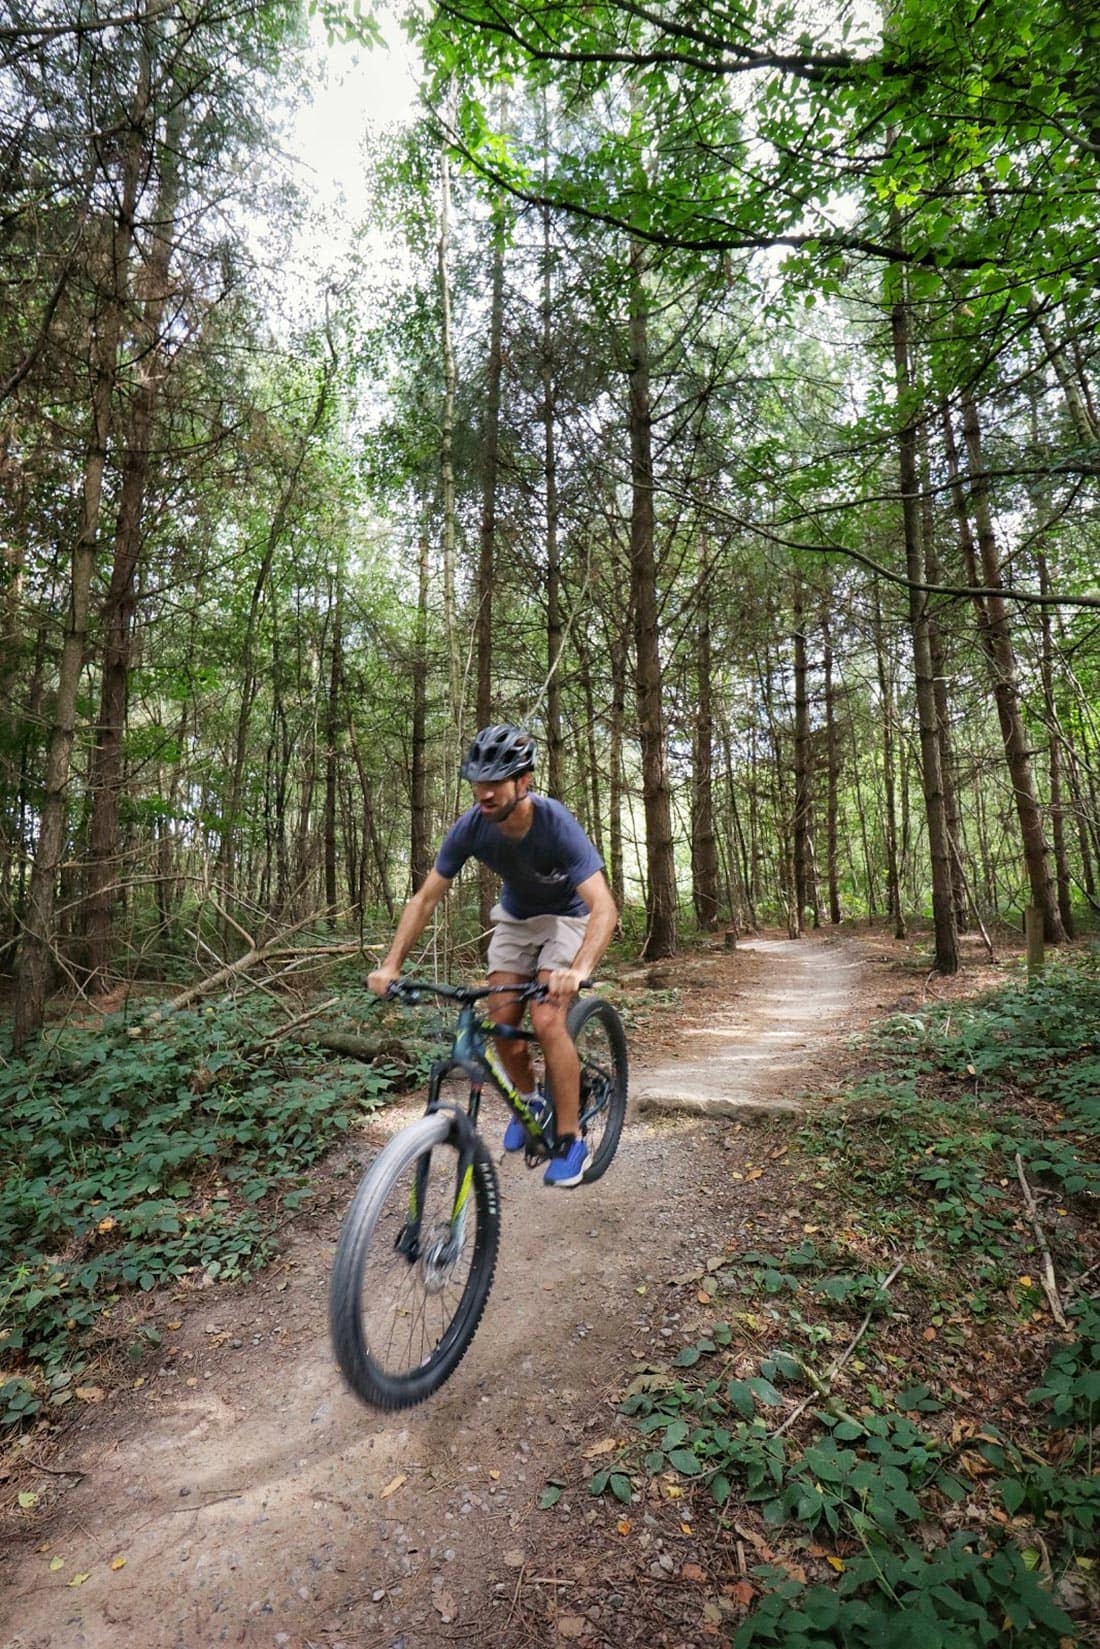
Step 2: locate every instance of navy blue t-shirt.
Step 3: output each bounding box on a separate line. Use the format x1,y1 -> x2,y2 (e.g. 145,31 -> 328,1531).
435,794 -> 603,919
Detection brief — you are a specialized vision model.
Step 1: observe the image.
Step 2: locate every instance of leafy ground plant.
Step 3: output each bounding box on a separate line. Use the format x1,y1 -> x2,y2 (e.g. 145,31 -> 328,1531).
590,959 -> 1099,1645
0,997 -> 395,1428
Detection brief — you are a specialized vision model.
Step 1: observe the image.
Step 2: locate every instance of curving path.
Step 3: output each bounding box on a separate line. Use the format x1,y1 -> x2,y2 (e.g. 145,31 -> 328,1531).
1,935 -> 870,1649
632,937 -> 866,1117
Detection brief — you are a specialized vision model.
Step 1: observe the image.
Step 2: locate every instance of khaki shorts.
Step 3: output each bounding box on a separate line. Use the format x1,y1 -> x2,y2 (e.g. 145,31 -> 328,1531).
486,904 -> 588,977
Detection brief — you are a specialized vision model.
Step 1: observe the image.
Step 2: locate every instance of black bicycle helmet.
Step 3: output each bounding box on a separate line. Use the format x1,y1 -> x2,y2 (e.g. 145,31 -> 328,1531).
460,723 -> 536,781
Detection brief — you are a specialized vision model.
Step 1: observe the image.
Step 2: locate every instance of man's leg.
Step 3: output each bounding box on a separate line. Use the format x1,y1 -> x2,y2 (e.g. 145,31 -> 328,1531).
530,982 -> 580,1137
487,969 -> 537,1094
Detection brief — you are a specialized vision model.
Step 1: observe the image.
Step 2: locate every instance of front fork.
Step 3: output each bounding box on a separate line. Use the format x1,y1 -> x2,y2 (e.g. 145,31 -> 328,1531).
395,1077 -> 481,1262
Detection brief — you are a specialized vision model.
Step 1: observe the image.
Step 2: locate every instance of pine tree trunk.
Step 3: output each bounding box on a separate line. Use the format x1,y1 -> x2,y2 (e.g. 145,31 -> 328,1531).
541,200 -> 565,799
323,595 -> 342,924
476,195 -> 505,938
436,117 -> 462,773
691,573 -> 719,929
792,579 -> 813,934
627,240 -> 677,958
84,95 -> 183,987
410,525 -> 431,893
872,585 -> 906,939
821,605 -> 842,925
1037,552 -> 1075,935
958,388 -> 1065,944
13,33 -> 152,1046
889,283 -> 957,973
921,425 -> 967,933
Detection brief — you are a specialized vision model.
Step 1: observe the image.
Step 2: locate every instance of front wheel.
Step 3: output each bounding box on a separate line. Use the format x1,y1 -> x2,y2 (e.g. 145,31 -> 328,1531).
566,996 -> 628,1182
329,1109 -> 500,1409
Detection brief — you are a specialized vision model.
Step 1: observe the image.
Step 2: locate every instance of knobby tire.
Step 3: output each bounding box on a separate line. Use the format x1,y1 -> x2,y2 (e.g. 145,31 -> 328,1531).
329,1106 -> 500,1410
565,995 -> 628,1182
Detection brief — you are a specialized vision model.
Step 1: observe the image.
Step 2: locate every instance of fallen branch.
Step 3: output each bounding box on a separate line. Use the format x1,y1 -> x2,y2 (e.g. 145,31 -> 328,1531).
248,995 -> 340,1054
1015,1153 -> 1069,1330
774,1259 -> 905,1438
138,919 -> 361,1029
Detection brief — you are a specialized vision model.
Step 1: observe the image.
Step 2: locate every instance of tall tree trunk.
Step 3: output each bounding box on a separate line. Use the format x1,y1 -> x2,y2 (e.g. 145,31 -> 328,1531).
323,593 -> 342,924
872,584 -> 906,938
13,30 -> 152,1047
889,274 -> 957,973
608,568 -> 629,913
542,199 -> 565,798
410,524 -> 431,893
820,604 -> 842,925
791,578 -> 813,934
921,424 -> 967,932
84,94 -> 184,988
437,114 -> 462,765
476,192 -> 506,938
627,240 -> 676,958
1037,552 -> 1074,936
958,388 -> 1065,944
691,565 -> 719,929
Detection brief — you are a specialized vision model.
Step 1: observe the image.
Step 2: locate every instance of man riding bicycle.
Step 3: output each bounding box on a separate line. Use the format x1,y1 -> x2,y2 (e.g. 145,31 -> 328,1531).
367,723 -> 619,1187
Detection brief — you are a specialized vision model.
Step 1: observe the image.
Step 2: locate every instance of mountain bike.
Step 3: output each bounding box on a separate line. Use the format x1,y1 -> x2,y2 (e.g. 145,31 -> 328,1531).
329,978 -> 628,1410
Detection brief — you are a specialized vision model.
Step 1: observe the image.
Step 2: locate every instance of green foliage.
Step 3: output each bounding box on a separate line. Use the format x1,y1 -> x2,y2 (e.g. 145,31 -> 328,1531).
591,960 -> 1098,1644
0,999 -> 393,1420
734,1535 -> 1074,1647
1027,1297 -> 1100,1433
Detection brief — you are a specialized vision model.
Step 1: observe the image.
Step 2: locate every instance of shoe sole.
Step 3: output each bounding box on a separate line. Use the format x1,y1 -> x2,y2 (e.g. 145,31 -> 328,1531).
544,1160 -> 590,1188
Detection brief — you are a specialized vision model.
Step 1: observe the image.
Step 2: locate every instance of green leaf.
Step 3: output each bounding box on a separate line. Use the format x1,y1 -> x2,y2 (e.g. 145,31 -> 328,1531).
667,1448 -> 702,1477
727,1380 -> 756,1418
609,1473 -> 634,1505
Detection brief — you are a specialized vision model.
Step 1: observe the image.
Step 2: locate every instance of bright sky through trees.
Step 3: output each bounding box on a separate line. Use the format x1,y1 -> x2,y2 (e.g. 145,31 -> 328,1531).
293,14 -> 418,220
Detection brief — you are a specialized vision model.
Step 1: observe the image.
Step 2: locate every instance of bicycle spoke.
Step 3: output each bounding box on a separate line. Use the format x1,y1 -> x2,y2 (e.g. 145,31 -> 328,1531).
358,1139 -> 479,1380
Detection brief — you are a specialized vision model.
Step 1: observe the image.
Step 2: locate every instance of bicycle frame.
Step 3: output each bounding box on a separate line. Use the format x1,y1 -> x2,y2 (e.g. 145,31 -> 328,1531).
391,982 -> 552,1263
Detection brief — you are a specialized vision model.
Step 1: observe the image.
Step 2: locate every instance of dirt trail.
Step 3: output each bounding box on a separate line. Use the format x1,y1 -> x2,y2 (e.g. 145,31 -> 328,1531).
632,938 -> 864,1117
2,936 -> 872,1649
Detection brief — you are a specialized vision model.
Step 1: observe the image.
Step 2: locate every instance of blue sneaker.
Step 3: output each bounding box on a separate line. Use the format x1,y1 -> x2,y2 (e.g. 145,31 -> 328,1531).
543,1135 -> 590,1188
503,1092 -> 547,1152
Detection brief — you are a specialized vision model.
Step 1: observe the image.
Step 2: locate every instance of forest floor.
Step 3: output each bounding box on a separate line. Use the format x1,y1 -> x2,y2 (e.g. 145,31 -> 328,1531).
0,929 -> 1022,1649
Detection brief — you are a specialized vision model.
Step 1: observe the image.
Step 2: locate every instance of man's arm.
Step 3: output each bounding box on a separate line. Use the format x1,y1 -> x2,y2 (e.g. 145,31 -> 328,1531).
367,868 -> 453,995
546,871 -> 619,1001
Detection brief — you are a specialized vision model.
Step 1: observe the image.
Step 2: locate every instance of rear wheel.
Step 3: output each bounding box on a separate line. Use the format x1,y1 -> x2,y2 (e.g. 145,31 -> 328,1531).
329,1094 -> 500,1409
566,996 -> 628,1182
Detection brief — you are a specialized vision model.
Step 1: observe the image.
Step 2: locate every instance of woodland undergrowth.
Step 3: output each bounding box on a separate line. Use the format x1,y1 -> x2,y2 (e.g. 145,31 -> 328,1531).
587,958 -> 1099,1647
0,978 -> 426,1431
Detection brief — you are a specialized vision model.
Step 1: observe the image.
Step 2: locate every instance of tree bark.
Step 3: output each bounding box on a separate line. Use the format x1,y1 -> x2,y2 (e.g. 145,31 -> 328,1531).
13,27 -> 152,1046
691,563 -> 719,929
542,199 -> 565,799
410,524 -> 431,893
957,387 -> 1065,944
820,603 -> 842,925
889,277 -> 957,973
791,578 -> 815,932
871,584 -> 906,939
627,240 -> 677,958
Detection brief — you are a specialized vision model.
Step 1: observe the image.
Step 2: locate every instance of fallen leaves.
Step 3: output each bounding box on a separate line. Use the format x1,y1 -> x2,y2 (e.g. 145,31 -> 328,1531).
555,1616 -> 587,1639
432,1588 -> 457,1622
582,1437 -> 620,1460
379,1473 -> 406,1500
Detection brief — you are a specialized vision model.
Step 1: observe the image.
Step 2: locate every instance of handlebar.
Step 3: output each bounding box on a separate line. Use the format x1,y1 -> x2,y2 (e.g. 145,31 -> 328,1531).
384,977 -> 594,1006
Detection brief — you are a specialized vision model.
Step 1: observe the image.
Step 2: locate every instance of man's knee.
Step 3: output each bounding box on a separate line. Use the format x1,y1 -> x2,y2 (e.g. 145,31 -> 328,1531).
530,999 -> 571,1042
